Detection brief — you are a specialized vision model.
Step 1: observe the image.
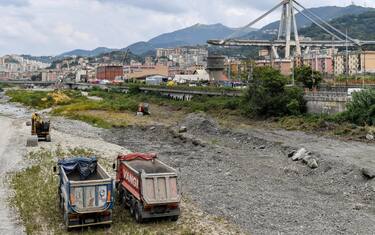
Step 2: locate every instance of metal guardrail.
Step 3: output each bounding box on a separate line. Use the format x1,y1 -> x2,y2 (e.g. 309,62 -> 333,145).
0,80 -> 243,97
304,91 -> 348,97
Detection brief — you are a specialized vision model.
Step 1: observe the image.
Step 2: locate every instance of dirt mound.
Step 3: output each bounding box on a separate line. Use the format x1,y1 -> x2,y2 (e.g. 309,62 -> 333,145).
181,112 -> 219,135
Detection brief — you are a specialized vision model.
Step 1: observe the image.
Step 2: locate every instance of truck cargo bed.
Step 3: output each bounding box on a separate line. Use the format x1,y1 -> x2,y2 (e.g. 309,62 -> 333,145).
125,159 -> 174,174
66,169 -> 105,181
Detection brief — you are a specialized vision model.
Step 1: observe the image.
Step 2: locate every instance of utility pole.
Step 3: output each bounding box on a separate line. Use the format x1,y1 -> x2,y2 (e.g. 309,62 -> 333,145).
345,28 -> 349,87
292,55 -> 295,86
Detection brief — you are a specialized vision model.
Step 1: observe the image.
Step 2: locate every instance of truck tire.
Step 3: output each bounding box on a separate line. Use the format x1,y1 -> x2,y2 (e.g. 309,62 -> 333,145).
120,189 -> 129,209
134,203 -> 143,223
171,215 -> 179,221
59,194 -> 63,210
129,199 -> 135,216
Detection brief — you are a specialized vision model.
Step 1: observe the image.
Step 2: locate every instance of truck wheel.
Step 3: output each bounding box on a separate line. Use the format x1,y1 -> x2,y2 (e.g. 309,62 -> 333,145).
171,215 -> 179,221
129,200 -> 135,216
134,204 -> 143,223
59,195 -> 63,210
64,213 -> 71,231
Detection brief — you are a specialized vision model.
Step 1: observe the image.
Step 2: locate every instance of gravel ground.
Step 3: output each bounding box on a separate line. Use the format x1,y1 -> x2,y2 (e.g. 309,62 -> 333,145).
3,90 -> 375,234
97,113 -> 375,235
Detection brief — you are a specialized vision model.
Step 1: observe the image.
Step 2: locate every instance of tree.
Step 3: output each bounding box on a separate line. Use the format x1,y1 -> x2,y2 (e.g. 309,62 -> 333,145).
295,65 -> 322,89
243,66 -> 306,117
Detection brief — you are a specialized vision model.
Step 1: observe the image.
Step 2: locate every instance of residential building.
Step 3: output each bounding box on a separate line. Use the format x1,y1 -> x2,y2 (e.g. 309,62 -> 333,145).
41,70 -> 60,81
255,59 -> 292,76
156,47 -> 208,69
124,64 -> 168,80
334,52 -> 360,76
360,51 -> 375,74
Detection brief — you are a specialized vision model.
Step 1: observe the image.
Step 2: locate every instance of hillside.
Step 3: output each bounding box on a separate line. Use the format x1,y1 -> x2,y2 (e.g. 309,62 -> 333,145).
58,47 -> 115,58
243,5 -> 373,40
123,23 -> 250,55
299,10 -> 375,41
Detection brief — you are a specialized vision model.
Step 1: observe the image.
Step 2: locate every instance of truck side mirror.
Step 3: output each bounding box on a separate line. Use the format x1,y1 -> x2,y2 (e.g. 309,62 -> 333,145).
112,163 -> 116,170
53,166 -> 57,173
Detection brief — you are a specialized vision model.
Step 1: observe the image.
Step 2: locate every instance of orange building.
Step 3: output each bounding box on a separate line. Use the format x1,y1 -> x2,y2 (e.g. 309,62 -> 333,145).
96,65 -> 123,80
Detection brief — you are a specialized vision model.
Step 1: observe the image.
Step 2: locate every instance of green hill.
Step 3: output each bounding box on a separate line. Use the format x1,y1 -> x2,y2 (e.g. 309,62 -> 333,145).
300,11 -> 375,41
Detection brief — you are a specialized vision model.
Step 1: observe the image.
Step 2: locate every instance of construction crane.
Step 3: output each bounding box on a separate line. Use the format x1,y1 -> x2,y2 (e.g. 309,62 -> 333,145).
122,49 -> 130,65
208,0 -> 375,59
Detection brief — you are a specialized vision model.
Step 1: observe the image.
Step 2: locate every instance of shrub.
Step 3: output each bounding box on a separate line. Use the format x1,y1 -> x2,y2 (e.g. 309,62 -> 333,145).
342,89 -> 375,125
128,84 -> 141,95
243,66 -> 306,117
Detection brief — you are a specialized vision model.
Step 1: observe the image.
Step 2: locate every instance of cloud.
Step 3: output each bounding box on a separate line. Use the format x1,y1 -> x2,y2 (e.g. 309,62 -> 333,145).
97,0 -> 186,13
0,0 -> 371,55
0,0 -> 29,7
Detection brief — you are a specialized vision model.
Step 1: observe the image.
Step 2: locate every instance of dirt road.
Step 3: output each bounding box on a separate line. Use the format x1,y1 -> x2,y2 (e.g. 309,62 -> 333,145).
0,115 -> 27,235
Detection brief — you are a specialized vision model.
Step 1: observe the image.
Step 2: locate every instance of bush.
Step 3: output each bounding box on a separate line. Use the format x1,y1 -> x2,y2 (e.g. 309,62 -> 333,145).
128,84 -> 141,95
295,65 -> 322,89
243,66 -> 306,117
342,89 -> 375,125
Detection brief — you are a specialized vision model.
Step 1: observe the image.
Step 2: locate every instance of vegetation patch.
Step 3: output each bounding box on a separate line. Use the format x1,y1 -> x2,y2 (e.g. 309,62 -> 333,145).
6,90 -> 84,109
277,114 -> 368,139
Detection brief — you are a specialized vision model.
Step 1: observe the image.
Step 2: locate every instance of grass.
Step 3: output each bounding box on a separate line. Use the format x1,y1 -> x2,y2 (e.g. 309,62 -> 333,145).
5,88 -> 370,140
277,114 -> 368,139
8,147 -> 205,235
0,83 -> 14,90
5,90 -> 84,109
89,89 -> 242,114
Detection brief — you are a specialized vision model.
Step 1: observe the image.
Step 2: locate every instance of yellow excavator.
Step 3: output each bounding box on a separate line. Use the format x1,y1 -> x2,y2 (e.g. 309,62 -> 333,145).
26,113 -> 51,147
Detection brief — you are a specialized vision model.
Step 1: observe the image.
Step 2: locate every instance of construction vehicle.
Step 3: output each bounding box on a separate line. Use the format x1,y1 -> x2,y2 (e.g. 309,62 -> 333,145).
114,153 -> 181,223
55,157 -> 114,229
26,113 -> 51,147
137,103 -> 150,116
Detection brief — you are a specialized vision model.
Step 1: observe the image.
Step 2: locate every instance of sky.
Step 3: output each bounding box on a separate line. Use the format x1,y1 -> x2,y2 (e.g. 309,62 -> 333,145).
0,0 -> 373,56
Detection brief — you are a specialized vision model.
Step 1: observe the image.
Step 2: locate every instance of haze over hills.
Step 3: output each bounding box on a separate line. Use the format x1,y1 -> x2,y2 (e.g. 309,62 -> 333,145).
124,23 -> 255,55
22,4 -> 375,61
59,47 -> 116,58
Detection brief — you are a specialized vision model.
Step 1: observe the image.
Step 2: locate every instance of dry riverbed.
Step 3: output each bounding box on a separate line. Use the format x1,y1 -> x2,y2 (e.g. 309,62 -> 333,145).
0,93 -> 243,235
2,90 -> 375,234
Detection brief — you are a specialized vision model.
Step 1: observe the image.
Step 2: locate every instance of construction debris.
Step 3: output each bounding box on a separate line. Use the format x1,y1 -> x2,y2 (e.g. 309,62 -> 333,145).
366,134 -> 374,141
290,148 -> 319,169
179,126 -> 187,133
292,148 -> 307,161
361,168 -> 375,179
307,159 -> 319,169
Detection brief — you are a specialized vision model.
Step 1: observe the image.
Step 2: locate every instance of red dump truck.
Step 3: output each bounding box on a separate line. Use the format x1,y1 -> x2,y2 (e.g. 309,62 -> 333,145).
114,153 -> 181,222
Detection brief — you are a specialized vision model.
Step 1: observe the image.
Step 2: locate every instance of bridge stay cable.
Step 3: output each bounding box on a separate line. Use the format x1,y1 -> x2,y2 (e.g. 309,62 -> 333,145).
225,1 -> 285,40
292,0 -> 359,45
208,0 -> 375,58
292,6 -> 344,42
